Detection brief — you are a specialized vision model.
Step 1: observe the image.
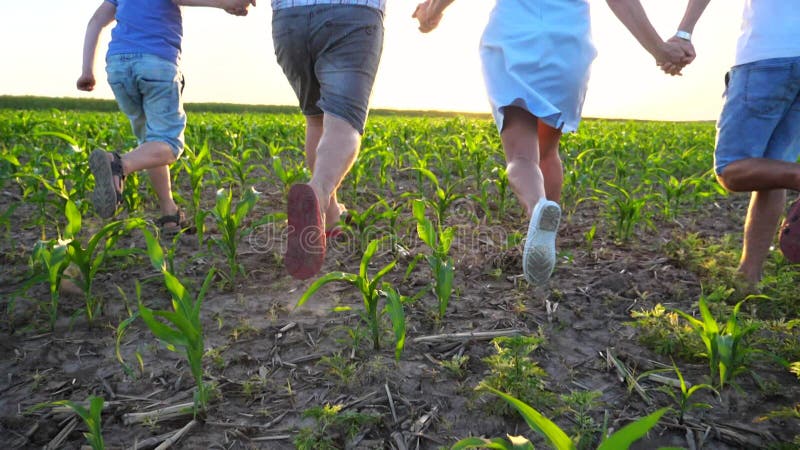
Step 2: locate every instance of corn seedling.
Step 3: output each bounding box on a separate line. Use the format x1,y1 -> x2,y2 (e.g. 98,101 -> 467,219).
31,238 -> 70,329
209,186 -> 258,286
655,362 -> 717,424
28,395 -> 105,450
593,182 -> 652,242
115,307 -> 141,379
60,200 -> 145,323
492,166 -> 510,219
673,290 -> 759,389
410,199 -> 455,321
453,384 -> 669,450
140,229 -> 214,414
270,155 -> 309,193
217,147 -> 259,188
297,238 -> 400,353
181,142 -> 217,245
340,198 -> 396,253
409,166 -> 464,225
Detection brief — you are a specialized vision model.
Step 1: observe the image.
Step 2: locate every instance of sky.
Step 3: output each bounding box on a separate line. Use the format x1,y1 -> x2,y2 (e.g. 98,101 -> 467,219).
1,1 -> 745,121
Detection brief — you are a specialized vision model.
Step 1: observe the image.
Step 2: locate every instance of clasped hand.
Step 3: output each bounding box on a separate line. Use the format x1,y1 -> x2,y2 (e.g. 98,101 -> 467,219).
658,37 -> 695,76
224,0 -> 255,16
412,0 -> 442,33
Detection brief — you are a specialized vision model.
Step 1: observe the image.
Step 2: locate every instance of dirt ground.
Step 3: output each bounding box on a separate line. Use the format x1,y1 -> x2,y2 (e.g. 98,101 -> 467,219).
1,174 -> 799,450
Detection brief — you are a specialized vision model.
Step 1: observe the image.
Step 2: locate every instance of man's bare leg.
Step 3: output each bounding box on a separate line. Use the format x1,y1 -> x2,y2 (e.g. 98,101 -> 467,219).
305,114 -> 348,229
307,114 -> 361,228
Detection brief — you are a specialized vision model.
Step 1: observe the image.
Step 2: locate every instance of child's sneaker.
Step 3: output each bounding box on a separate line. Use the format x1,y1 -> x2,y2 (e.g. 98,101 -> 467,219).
523,198 -> 561,285
779,196 -> 800,263
89,149 -> 124,218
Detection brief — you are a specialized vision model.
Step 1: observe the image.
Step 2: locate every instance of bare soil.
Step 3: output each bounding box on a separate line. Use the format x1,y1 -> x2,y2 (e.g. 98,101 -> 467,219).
1,175 -> 799,450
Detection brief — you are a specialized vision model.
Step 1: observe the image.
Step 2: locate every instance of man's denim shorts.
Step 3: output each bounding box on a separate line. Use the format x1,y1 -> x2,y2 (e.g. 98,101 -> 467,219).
105,53 -> 186,157
272,5 -> 384,135
715,56 -> 800,175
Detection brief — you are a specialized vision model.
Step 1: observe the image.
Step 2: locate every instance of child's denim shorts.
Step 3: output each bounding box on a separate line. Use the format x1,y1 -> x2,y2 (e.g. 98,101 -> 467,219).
105,53 -> 186,157
715,56 -> 800,175
272,5 -> 384,135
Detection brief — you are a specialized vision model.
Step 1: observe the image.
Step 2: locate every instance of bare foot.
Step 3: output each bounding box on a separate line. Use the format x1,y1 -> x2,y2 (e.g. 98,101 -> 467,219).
325,201 -> 347,231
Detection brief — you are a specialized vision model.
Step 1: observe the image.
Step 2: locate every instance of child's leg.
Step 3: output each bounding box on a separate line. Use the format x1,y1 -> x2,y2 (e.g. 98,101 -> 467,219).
94,140 -> 177,216
119,140 -> 179,216
537,121 -> 564,202
500,106 -> 545,217
146,165 -> 179,217
120,141 -> 177,174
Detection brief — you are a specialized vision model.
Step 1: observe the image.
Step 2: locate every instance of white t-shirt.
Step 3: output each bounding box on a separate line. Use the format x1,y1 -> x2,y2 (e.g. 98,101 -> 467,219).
735,0 -> 800,65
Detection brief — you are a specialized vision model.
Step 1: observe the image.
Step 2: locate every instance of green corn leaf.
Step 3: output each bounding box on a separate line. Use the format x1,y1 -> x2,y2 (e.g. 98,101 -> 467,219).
717,334 -> 734,386
433,257 -> 454,317
481,385 -> 575,450
384,288 -> 406,361
138,303 -> 190,348
34,130 -> 80,147
192,268 -> 216,320
142,229 -> 165,272
233,186 -> 258,225
411,199 -> 426,224
60,400 -> 90,420
413,166 -> 440,189
64,200 -> 81,239
727,299 -> 747,334
115,310 -> 140,378
368,260 -> 397,293
88,396 -> 104,424
673,309 -> 704,330
440,226 -> 455,255
596,408 -> 668,450
451,437 -> 519,450
412,200 -> 436,249
215,188 -> 232,218
163,271 -> 188,309
697,299 -> 719,335
153,309 -> 200,343
296,272 -> 358,309
361,239 -> 381,279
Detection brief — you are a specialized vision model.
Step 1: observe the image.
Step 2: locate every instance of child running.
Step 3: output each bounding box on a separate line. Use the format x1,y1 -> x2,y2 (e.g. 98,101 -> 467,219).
77,0 -> 253,234
413,0 -> 692,285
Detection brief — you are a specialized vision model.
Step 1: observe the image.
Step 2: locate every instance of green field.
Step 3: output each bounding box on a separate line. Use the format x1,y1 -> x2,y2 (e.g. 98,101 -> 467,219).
0,97 -> 798,449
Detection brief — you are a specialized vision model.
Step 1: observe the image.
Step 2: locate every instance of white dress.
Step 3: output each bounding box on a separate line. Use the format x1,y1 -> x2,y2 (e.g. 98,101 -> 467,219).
480,0 -> 597,133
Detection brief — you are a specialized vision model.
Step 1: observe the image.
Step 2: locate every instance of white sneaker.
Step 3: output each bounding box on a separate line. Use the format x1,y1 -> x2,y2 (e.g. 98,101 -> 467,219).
523,199 -> 561,285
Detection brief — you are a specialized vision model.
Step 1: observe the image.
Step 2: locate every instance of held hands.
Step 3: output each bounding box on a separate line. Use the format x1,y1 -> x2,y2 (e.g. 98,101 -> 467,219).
413,0 -> 443,33
224,0 -> 255,16
657,37 -> 695,76
77,73 -> 96,92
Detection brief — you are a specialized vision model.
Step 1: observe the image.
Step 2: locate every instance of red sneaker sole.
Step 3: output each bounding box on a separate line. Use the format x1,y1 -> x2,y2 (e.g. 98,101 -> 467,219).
285,184 -> 326,279
779,199 -> 800,263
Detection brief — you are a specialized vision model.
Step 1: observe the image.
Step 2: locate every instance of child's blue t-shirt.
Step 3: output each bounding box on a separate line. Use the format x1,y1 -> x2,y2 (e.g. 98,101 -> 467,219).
105,0 -> 183,64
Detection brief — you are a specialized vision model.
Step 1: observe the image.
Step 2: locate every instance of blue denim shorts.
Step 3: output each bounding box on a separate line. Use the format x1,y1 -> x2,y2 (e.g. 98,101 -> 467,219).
272,5 -> 384,134
105,53 -> 186,157
714,57 -> 800,175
